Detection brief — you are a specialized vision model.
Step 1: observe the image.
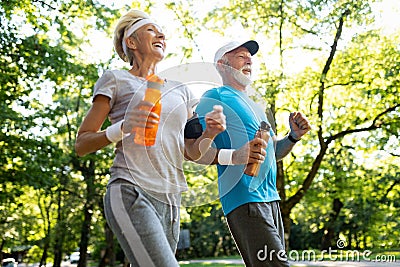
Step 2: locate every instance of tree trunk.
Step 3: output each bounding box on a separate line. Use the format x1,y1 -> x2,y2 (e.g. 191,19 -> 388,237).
0,239 -> 5,263
281,209 -> 291,251
39,238 -> 49,267
77,158 -> 96,267
53,185 -> 65,267
39,197 -> 52,267
98,223 -> 115,267
276,160 -> 289,249
321,198 -> 344,250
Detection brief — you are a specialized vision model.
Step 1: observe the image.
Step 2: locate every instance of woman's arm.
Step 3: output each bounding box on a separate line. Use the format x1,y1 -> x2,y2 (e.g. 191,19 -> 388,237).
75,95 -> 112,157
184,105 -> 225,163
184,105 -> 267,165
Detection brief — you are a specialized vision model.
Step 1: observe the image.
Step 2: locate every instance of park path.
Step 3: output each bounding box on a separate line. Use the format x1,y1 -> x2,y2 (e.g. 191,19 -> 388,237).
181,259 -> 400,266
291,260 -> 400,266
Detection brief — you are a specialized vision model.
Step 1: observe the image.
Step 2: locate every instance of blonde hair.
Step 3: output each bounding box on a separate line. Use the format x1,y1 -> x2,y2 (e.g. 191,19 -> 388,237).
113,9 -> 150,65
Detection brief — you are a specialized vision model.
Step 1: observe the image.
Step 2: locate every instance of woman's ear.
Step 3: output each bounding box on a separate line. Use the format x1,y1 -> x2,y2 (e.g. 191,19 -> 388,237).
125,37 -> 137,50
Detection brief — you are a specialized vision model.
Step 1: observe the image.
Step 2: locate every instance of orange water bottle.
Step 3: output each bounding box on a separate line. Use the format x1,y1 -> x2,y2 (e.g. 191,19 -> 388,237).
134,74 -> 164,146
244,121 -> 270,176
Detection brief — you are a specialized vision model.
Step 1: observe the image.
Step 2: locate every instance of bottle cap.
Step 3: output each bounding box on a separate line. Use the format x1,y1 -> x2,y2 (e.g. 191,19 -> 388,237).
147,74 -> 164,84
147,74 -> 164,90
260,121 -> 270,131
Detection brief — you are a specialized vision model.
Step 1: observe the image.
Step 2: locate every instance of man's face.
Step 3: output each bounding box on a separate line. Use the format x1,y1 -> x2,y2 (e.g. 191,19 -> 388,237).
222,47 -> 253,86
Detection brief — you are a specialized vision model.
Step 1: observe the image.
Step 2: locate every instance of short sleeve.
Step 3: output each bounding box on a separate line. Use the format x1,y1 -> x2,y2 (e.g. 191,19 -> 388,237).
195,88 -> 230,149
195,89 -> 223,127
93,70 -> 117,108
184,85 -> 199,113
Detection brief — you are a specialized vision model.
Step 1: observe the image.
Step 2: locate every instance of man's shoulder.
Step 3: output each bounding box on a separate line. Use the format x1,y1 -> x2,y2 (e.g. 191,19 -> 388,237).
202,87 -> 219,97
201,86 -> 231,99
195,87 -> 222,115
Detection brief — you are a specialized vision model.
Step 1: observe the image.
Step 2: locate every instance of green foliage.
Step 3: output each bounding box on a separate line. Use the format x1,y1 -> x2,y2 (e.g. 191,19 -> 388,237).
285,26 -> 400,249
1,0 -> 399,264
180,201 -> 238,259
0,0 -> 117,264
195,0 -> 400,253
180,162 -> 237,259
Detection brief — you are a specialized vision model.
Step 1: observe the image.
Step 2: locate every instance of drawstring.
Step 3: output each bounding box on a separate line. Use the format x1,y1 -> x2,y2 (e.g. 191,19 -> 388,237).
166,193 -> 175,223
166,193 -> 178,223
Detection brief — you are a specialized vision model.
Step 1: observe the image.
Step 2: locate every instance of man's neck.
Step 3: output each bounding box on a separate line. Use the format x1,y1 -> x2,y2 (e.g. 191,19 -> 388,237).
224,80 -> 247,92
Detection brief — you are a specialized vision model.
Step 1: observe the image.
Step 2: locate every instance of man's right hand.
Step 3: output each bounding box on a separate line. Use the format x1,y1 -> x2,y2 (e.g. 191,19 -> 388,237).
232,137 -> 267,165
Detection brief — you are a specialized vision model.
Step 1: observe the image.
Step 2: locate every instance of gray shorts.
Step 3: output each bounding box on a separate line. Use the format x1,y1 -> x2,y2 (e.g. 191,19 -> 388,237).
104,180 -> 180,267
226,201 -> 289,267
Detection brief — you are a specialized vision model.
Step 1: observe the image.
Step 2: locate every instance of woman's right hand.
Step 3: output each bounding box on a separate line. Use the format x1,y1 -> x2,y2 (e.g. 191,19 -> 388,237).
122,100 -> 160,134
203,105 -> 226,138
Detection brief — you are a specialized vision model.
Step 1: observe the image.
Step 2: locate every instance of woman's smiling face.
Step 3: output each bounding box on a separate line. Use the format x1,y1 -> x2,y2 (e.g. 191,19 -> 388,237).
134,23 -> 166,61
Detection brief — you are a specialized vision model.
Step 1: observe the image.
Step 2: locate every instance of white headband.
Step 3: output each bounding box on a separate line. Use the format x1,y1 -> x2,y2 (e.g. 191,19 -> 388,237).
122,18 -> 158,56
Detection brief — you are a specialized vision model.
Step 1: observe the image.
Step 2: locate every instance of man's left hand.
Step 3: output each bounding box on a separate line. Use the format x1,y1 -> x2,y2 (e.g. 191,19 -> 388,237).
289,112 -> 311,140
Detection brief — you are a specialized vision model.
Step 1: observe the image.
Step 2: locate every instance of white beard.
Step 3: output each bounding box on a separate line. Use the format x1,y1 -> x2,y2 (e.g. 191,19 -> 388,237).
231,66 -> 252,87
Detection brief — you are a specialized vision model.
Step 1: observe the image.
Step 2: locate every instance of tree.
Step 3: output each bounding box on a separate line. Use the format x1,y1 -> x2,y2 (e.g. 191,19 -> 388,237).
180,0 -> 400,249
2,0 -> 399,263
1,0 -> 118,265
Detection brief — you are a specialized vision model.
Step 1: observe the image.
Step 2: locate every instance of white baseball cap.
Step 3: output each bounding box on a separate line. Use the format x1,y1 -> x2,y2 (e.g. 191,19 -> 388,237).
214,40 -> 259,63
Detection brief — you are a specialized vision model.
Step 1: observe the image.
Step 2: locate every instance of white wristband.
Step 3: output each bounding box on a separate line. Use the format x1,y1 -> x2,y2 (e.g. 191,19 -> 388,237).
106,120 -> 124,143
218,149 -> 235,165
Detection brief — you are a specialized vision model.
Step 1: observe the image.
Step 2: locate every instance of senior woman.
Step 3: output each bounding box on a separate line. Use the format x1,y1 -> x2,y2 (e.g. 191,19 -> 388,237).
75,9 -> 225,267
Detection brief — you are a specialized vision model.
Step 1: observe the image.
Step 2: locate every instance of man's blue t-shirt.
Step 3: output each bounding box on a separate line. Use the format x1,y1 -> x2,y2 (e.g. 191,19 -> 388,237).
195,86 -> 281,215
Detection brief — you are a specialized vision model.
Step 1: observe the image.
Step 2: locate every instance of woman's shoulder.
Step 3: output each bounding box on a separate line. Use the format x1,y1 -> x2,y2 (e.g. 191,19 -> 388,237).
96,69 -> 120,81
164,79 -> 191,93
164,78 -> 182,87
102,69 -> 129,78
99,69 -> 147,85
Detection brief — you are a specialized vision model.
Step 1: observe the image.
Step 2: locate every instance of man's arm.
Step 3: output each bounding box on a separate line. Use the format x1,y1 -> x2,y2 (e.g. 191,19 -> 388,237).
186,136 -> 268,166
184,106 -> 270,166
275,134 -> 297,161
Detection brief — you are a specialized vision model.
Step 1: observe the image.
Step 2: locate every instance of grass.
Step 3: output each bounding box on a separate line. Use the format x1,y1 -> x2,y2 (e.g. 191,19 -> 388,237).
180,263 -> 242,267
178,255 -> 244,266
177,250 -> 400,266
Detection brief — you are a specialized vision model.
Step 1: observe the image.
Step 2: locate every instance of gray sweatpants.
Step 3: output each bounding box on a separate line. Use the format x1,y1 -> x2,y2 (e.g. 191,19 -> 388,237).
104,180 -> 180,267
226,201 -> 290,267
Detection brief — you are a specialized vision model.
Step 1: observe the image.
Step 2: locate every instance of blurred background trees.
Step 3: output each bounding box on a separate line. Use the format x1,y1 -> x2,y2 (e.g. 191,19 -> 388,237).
1,0 -> 398,265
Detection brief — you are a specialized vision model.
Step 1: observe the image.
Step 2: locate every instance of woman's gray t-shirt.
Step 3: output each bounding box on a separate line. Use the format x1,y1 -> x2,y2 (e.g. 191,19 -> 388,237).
93,69 -> 196,196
